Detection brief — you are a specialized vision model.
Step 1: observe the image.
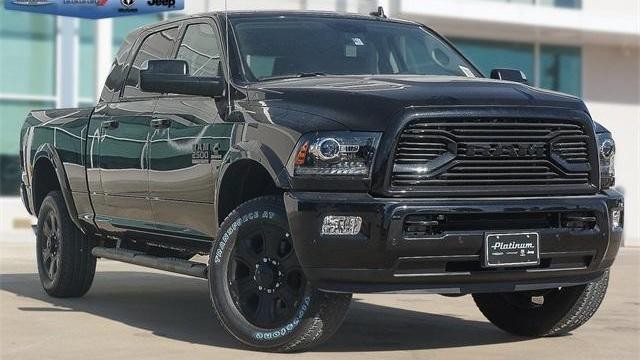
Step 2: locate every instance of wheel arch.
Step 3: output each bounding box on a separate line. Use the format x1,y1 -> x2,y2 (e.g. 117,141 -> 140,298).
215,156 -> 286,226
31,144 -> 84,233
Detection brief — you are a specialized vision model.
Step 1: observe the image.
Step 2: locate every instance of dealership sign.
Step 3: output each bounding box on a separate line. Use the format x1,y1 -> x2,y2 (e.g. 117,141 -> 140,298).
4,0 -> 184,19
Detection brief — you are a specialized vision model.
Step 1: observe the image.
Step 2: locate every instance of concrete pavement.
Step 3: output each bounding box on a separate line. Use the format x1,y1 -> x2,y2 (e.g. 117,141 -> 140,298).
1,233 -> 638,360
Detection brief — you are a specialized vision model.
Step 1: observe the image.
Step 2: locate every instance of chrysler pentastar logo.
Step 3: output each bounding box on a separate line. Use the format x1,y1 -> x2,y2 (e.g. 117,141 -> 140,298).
12,0 -> 52,5
465,143 -> 546,158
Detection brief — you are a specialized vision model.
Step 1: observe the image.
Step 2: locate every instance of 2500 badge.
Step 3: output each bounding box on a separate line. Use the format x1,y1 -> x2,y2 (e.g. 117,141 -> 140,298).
192,143 -> 222,164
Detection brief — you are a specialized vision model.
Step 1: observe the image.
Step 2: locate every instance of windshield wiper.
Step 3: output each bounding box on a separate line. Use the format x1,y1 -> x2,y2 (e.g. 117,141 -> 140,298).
258,72 -> 328,82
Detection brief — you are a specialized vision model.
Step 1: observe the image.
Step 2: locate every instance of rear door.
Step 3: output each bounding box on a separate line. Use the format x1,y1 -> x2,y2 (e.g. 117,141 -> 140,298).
149,19 -> 232,240
92,25 -> 180,234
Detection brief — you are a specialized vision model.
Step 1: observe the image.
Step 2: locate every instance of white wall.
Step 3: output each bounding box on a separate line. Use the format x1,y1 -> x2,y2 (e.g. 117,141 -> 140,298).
583,44 -> 640,246
0,198 -> 33,236
583,0 -> 640,18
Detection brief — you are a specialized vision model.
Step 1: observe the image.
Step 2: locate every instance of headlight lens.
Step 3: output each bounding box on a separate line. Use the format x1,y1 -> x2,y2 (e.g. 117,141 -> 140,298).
596,132 -> 616,189
288,132 -> 381,177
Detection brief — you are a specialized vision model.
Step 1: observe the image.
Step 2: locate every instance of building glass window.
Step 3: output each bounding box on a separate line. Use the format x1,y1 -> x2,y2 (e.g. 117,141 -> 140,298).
0,7 -> 56,195
79,20 -> 96,101
0,8 -> 56,96
452,39 -> 581,96
539,0 -> 582,9
453,39 -> 535,82
468,0 -> 581,9
540,45 -> 581,96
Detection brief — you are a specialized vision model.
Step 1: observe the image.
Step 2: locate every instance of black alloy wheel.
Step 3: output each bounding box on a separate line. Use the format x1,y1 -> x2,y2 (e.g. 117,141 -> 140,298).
35,191 -> 96,297
40,210 -> 62,281
208,196 -> 352,352
228,223 -> 305,328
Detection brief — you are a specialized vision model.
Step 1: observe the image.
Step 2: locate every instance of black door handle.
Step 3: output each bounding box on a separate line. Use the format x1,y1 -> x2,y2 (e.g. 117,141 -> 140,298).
151,118 -> 171,129
101,120 -> 119,130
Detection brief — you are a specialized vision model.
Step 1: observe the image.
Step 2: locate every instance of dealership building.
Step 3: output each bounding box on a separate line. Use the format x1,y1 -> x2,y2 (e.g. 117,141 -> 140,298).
0,0 -> 638,246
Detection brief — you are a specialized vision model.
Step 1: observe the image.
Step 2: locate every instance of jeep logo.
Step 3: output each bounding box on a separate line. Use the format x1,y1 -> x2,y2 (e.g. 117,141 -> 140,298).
465,143 -> 545,158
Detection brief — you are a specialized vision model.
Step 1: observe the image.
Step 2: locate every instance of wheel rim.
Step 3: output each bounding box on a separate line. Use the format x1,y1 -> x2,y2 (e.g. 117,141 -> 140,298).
41,211 -> 61,281
228,223 -> 305,328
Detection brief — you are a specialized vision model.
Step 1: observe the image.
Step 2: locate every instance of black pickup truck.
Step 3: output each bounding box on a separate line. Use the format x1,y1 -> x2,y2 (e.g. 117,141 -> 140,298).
19,10 -> 623,352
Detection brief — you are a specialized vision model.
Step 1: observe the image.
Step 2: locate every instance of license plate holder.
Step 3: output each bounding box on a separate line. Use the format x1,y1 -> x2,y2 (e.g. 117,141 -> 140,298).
484,232 -> 540,268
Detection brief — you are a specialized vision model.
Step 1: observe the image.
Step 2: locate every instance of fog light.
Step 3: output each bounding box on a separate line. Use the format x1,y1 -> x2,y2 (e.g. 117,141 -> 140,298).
611,208 -> 623,229
321,216 -> 362,236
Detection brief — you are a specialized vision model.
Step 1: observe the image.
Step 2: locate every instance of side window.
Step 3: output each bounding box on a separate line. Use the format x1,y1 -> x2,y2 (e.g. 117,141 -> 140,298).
176,23 -> 221,77
123,27 -> 179,98
101,31 -> 138,101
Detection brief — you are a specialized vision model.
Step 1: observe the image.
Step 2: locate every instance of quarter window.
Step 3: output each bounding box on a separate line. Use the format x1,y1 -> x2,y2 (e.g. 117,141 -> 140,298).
176,23 -> 221,77
123,27 -> 179,98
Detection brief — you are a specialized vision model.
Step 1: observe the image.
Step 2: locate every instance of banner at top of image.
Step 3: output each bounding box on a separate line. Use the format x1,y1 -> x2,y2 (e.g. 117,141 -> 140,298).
4,0 -> 184,19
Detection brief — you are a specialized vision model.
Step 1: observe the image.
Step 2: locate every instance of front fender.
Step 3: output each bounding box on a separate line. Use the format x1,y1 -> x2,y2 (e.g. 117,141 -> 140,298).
219,122 -> 298,189
213,123 -> 299,222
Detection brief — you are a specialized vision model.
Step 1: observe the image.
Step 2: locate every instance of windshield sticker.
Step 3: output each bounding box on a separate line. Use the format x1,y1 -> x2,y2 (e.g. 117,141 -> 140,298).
345,45 -> 357,58
459,66 -> 476,78
352,37 -> 364,46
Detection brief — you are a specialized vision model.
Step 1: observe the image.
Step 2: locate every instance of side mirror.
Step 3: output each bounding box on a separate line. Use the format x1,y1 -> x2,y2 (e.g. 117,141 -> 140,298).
140,59 -> 224,97
490,68 -> 528,85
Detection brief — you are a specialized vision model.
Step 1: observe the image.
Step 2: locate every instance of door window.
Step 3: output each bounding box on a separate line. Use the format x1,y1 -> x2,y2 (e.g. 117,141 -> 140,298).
123,27 -> 179,98
176,23 -> 222,77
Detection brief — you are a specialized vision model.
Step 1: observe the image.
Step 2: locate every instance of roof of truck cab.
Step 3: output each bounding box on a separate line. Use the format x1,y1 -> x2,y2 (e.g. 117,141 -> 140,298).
137,10 -> 422,32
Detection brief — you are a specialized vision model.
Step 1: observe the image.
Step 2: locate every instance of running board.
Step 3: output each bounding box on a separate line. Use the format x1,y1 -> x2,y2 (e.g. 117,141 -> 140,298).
91,247 -> 208,279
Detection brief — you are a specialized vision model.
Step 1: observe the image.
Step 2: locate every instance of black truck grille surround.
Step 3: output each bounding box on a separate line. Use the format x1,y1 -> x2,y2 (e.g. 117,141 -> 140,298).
391,118 -> 594,194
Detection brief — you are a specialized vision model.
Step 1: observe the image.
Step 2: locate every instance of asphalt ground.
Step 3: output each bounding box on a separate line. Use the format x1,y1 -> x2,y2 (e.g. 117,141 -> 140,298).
1,233 -> 638,360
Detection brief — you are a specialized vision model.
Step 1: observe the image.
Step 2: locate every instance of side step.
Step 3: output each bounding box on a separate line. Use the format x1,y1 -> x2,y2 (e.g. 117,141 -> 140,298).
91,247 -> 208,279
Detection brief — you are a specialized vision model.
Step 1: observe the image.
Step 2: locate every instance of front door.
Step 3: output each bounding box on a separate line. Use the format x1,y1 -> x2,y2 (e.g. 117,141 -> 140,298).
149,21 -> 231,240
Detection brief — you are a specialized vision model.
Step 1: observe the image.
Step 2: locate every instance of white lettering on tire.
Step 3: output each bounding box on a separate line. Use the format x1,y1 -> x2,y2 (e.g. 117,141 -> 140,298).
214,211 -> 275,264
253,296 -> 311,340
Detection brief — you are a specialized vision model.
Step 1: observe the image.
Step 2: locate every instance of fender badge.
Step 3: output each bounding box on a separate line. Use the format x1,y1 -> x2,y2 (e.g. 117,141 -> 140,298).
192,143 -> 222,164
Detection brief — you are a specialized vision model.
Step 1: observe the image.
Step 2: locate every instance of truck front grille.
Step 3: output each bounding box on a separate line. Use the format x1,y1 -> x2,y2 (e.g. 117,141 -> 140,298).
391,118 -> 595,195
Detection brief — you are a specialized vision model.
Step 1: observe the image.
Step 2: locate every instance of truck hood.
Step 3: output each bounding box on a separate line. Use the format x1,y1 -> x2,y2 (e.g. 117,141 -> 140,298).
247,75 -> 589,131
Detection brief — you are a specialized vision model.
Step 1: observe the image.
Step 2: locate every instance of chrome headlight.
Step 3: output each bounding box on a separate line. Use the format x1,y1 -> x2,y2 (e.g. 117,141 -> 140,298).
596,132 -> 615,189
287,132 -> 381,177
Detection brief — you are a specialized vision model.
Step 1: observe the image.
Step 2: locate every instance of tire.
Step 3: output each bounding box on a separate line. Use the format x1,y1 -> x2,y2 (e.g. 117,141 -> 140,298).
473,270 -> 609,337
208,195 -> 352,352
36,191 -> 96,298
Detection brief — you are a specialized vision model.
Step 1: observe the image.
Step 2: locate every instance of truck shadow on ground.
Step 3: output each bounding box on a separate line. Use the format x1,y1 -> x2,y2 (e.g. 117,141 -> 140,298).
0,271 -> 524,352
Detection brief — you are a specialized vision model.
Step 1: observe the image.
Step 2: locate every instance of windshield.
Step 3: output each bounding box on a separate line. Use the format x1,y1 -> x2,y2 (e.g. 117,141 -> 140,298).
230,15 -> 481,82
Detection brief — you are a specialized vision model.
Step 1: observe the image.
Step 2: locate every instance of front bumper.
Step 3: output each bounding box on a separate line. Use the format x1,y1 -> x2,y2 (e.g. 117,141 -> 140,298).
284,190 -> 624,294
